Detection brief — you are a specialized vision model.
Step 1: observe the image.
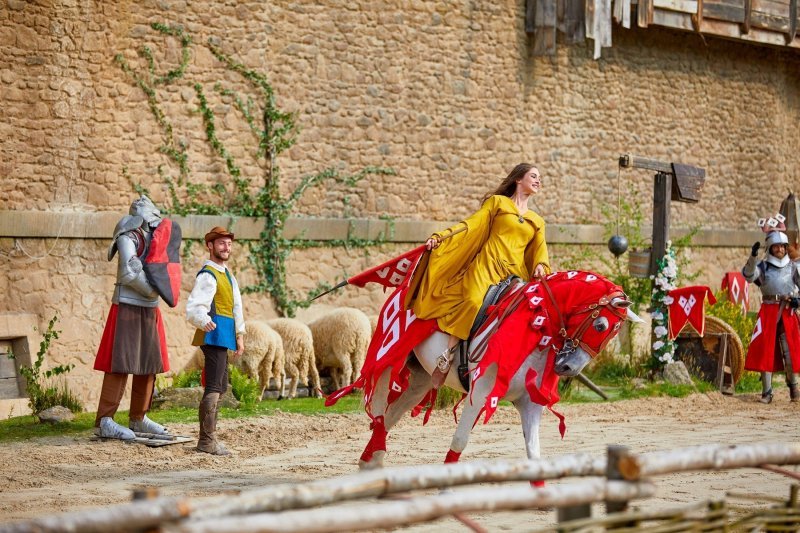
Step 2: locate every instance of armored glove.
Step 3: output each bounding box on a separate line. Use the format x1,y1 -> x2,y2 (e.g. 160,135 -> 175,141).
791,297 -> 800,310
751,241 -> 761,257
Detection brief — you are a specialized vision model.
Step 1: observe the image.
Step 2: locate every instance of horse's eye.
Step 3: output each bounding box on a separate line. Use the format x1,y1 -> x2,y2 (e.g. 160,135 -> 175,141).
593,317 -> 609,332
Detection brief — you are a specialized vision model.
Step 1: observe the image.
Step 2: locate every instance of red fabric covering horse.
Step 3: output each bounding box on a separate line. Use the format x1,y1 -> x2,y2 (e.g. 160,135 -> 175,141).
327,269 -> 639,472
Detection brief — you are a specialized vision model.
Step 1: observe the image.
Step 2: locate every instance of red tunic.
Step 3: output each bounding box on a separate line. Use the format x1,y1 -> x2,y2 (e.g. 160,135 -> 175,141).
745,303 -> 800,372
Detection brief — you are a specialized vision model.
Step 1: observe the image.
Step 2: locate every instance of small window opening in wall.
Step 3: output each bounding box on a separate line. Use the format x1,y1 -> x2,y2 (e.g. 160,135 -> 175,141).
0,340 -> 23,400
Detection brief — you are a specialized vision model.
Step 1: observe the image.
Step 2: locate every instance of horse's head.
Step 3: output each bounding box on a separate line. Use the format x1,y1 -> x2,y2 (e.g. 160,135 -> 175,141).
529,271 -> 641,377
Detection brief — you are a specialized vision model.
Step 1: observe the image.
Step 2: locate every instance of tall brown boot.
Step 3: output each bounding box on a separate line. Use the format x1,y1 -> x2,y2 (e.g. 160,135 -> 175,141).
197,393 -> 230,456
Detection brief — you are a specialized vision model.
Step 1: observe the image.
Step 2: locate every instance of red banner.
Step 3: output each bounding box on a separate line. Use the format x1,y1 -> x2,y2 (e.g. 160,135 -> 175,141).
348,244 -> 427,289
667,285 -> 717,339
721,272 -> 749,314
326,246 -> 437,412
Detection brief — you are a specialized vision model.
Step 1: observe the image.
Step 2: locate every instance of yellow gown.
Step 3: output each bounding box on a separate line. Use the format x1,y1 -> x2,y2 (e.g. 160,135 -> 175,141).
410,195 -> 551,340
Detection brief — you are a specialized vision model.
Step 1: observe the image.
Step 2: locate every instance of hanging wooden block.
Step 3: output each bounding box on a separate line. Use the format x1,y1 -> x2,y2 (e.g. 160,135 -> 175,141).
670,163 -> 705,203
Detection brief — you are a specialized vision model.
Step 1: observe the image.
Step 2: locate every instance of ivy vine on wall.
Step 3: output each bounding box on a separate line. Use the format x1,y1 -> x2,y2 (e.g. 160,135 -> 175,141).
115,22 -> 395,316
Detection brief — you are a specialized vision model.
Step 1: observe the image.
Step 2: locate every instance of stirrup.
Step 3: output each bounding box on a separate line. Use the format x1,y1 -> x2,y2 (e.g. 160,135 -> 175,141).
432,346 -> 457,389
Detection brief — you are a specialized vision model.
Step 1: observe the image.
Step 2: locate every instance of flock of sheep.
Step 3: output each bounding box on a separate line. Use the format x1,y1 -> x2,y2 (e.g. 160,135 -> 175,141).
189,308 -> 375,399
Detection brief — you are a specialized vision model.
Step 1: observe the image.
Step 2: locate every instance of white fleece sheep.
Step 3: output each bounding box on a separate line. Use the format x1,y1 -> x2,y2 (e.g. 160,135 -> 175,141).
308,307 -> 371,390
267,318 -> 322,398
242,320 -> 286,399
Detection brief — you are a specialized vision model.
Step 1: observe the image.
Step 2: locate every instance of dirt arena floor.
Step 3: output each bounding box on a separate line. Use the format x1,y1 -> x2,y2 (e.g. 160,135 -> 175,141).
1,390 -> 799,531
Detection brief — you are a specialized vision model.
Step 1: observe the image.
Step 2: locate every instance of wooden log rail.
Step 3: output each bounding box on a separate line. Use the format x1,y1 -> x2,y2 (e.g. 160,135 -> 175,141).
2,442 -> 800,533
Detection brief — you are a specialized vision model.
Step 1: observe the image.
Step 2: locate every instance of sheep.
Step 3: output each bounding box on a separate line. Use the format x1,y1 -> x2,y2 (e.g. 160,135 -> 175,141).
308,307 -> 372,391
242,320 -> 286,399
267,318 -> 322,399
184,321 -> 286,399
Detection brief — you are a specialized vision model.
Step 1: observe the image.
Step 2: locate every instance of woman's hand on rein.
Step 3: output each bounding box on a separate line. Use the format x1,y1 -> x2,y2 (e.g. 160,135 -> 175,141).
532,263 -> 546,279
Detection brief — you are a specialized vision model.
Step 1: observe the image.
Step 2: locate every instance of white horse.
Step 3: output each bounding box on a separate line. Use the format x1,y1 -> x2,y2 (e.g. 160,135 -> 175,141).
354,271 -> 641,471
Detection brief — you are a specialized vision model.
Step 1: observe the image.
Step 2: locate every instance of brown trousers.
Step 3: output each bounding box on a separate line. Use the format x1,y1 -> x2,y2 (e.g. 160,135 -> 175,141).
94,373 -> 155,427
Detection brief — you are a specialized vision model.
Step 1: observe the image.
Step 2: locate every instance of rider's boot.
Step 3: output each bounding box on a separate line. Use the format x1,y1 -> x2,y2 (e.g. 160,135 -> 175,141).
197,392 -> 230,456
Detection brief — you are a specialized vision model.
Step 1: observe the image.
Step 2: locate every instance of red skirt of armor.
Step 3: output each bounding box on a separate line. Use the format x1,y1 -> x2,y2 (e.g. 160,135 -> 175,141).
94,303 -> 169,374
745,304 -> 800,373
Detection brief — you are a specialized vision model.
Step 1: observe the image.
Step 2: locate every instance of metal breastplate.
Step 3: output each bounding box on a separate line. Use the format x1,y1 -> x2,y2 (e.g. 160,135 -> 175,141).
111,229 -> 159,307
760,263 -> 799,298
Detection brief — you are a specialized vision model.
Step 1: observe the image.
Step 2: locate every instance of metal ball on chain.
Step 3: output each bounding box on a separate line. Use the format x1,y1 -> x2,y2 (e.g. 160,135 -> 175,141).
607,234 -> 629,257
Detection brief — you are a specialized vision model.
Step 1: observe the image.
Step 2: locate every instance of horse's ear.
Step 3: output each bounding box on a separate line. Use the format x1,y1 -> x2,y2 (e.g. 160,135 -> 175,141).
611,297 -> 644,323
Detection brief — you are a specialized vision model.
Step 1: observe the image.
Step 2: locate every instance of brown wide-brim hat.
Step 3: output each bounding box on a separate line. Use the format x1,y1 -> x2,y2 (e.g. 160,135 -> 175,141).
204,226 -> 235,243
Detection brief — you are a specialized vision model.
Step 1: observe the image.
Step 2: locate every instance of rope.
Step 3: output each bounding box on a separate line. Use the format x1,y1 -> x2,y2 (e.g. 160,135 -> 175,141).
616,162 -> 622,235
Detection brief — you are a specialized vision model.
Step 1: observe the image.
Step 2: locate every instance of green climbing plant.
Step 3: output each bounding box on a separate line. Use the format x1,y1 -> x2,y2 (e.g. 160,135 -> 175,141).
10,315 -> 84,416
116,23 -> 395,316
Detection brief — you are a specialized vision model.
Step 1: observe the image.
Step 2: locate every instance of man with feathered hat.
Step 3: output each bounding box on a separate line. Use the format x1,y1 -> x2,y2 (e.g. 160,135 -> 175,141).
742,214 -> 800,403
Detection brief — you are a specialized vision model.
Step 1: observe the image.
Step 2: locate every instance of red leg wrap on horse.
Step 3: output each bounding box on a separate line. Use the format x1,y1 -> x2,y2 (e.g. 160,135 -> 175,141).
444,449 -> 461,463
360,416 -> 387,463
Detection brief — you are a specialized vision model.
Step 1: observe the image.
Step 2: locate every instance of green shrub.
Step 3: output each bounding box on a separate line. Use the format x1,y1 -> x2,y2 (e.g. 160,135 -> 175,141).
228,365 -> 260,406
706,292 -> 756,353
11,315 -> 84,415
171,369 -> 202,388
434,386 -> 465,410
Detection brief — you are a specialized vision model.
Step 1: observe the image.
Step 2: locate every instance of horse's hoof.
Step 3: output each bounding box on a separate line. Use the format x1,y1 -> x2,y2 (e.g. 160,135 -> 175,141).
277,395 -> 285,401
358,451 -> 385,470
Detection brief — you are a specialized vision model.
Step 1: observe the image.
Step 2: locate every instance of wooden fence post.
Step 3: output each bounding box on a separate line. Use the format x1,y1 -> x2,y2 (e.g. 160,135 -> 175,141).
606,445 -> 631,514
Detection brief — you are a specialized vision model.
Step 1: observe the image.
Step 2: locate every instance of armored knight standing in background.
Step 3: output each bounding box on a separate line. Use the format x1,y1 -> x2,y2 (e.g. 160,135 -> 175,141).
742,215 -> 800,404
93,195 -> 181,439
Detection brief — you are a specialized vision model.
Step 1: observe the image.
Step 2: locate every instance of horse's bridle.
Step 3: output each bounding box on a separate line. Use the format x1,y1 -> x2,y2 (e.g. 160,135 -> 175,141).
538,276 -> 628,359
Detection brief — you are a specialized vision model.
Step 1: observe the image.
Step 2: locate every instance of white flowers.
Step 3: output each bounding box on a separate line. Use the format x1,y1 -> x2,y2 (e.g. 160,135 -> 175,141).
650,242 -> 678,369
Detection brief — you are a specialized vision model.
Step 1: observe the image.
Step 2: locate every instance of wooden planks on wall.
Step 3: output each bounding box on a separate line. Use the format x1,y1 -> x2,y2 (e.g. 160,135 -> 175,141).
527,0 -> 800,57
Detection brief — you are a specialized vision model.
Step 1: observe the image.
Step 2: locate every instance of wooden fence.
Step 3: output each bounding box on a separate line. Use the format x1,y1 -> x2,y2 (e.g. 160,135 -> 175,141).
1,442 -> 799,532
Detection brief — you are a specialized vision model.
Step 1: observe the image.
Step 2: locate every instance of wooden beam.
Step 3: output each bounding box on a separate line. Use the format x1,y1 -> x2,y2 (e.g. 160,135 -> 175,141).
618,154 -> 675,175
649,172 -> 672,276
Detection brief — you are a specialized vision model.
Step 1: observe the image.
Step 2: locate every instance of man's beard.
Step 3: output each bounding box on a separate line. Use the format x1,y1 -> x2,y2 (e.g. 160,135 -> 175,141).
212,250 -> 229,263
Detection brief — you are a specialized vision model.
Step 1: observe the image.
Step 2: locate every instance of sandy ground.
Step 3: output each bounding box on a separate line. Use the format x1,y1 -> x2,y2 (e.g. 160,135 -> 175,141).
1,390 -> 799,531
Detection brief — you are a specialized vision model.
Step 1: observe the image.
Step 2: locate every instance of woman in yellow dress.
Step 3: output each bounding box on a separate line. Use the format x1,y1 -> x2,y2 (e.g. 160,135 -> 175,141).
411,163 -> 551,384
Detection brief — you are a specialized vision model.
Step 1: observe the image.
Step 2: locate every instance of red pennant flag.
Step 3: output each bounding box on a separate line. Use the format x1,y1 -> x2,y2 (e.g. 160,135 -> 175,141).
326,245 -> 437,410
347,244 -> 427,290
667,285 -> 717,339
721,272 -> 749,314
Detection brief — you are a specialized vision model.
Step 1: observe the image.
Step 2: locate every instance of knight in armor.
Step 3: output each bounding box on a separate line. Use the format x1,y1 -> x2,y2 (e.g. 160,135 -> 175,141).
93,195 -> 173,439
186,226 -> 245,455
742,228 -> 800,404
409,163 -> 551,388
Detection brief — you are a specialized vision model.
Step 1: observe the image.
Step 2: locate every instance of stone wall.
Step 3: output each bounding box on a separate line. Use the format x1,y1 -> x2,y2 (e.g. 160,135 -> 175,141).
1,0 -> 799,410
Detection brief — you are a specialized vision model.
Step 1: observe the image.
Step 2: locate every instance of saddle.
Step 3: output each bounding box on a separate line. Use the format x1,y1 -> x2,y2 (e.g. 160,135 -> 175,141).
456,275 -> 522,390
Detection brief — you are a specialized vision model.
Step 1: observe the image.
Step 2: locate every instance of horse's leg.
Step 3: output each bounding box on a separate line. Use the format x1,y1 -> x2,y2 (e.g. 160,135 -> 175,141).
358,357 -> 433,470
383,357 -> 433,428
444,364 -> 497,464
358,367 -> 392,470
514,397 -> 545,487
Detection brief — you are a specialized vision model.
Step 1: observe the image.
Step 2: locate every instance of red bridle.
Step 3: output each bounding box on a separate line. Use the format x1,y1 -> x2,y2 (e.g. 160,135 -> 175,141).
538,277 -> 628,358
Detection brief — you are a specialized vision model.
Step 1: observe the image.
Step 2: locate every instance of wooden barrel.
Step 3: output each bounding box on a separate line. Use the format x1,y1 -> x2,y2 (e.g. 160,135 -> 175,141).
628,249 -> 652,279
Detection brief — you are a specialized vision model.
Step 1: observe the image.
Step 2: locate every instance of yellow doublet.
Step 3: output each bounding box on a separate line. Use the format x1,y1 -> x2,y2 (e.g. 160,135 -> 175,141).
410,195 -> 550,340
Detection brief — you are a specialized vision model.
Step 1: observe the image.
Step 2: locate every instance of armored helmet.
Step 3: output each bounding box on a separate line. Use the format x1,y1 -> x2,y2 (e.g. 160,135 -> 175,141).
129,195 -> 162,227
765,230 -> 789,249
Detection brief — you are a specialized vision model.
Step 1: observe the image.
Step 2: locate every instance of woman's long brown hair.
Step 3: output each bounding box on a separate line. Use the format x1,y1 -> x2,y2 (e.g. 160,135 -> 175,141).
480,163 -> 535,205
